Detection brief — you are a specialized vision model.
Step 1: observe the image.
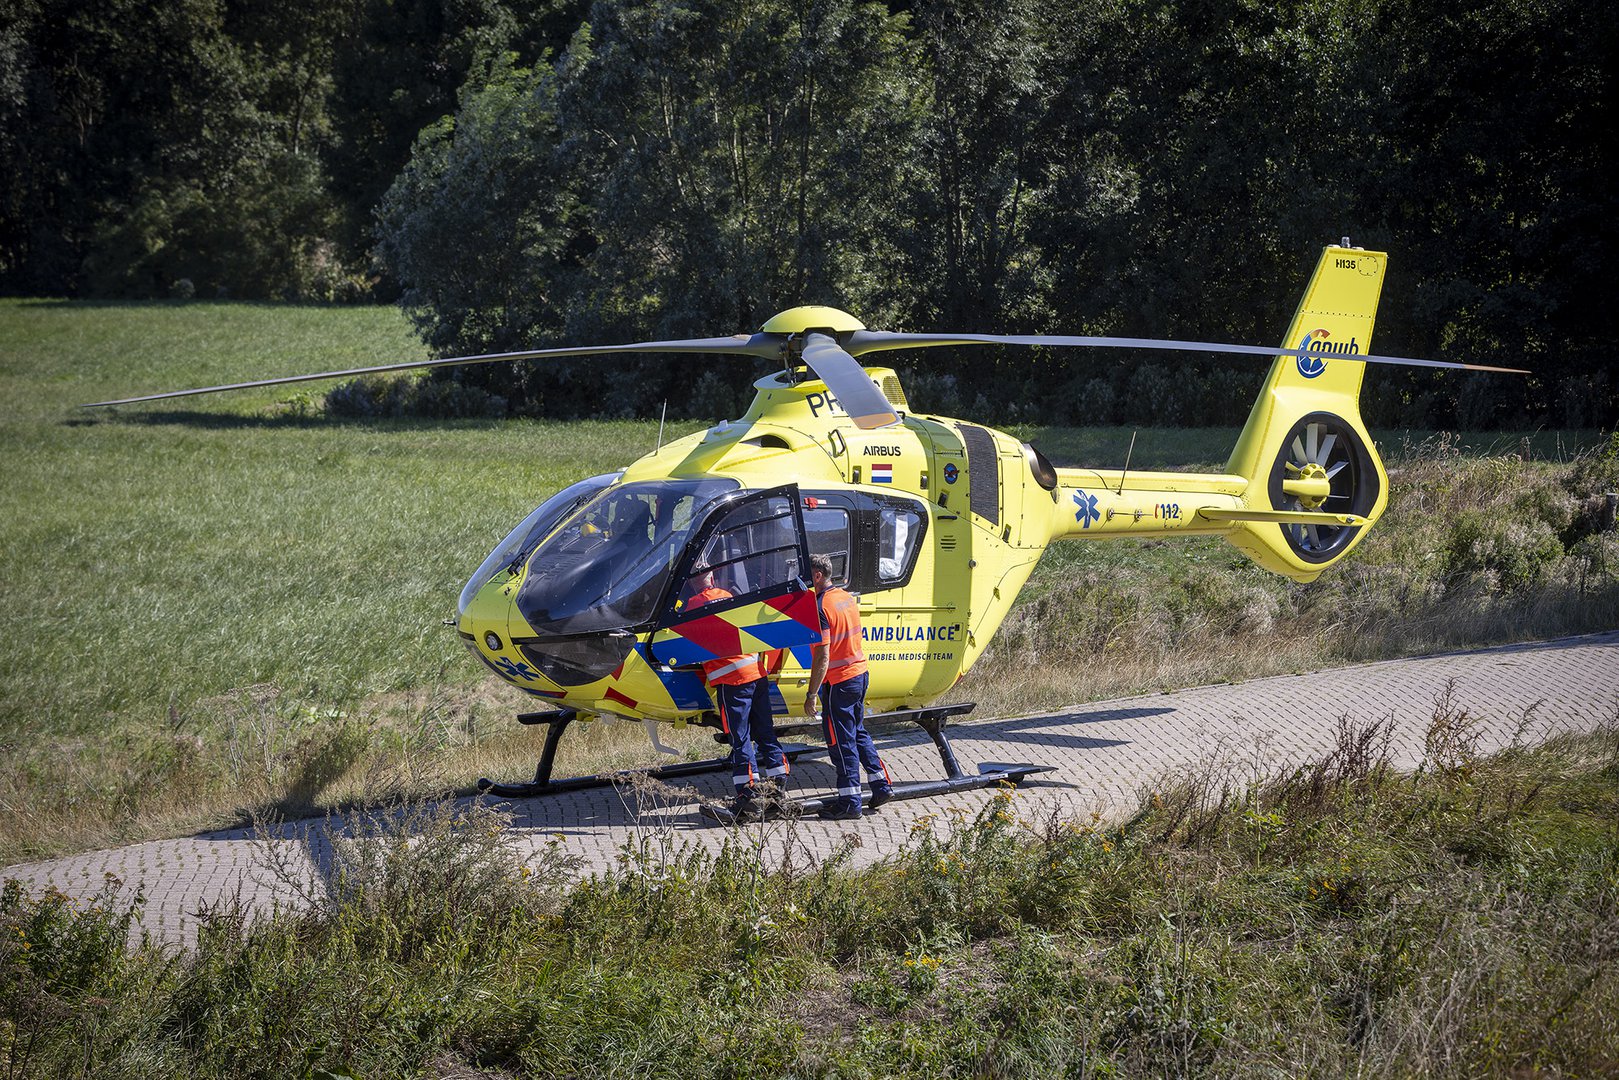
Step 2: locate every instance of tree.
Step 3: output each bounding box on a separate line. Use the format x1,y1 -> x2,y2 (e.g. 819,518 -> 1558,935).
377,54 -> 579,393
1349,0 -> 1619,428
327,0 -> 587,271
379,0 -> 924,418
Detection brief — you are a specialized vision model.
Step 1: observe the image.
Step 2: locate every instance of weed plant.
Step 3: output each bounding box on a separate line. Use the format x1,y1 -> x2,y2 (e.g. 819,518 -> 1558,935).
2,714 -> 1615,1078
2,299 -> 1617,863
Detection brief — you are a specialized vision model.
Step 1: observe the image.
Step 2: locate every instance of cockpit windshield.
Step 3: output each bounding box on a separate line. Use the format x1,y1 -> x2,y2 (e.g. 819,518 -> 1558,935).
457,472 -> 621,615
515,478 -> 740,635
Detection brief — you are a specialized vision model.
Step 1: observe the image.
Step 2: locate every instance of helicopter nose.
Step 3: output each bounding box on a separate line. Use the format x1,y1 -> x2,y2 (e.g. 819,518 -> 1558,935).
455,579 -> 527,681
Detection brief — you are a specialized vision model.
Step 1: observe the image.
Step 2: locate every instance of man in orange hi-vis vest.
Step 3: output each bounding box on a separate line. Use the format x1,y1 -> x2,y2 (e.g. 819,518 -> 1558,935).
687,569 -> 789,820
804,553 -> 894,820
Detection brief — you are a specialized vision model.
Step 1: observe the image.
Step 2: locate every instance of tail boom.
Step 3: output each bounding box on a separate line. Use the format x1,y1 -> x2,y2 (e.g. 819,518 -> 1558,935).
1047,468 -> 1366,544
1044,245 -> 1392,582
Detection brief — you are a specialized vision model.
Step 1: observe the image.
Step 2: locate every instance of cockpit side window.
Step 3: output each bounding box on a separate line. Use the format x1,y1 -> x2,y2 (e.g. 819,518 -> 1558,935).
674,493 -> 803,609
795,492 -> 926,593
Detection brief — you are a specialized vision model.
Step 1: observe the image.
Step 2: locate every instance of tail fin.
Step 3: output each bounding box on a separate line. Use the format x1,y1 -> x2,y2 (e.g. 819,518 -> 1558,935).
1224,245 -> 1391,582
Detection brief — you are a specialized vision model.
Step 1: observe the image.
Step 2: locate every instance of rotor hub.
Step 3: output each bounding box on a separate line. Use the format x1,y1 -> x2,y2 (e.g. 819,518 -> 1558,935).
1282,461 -> 1332,508
759,306 -> 866,336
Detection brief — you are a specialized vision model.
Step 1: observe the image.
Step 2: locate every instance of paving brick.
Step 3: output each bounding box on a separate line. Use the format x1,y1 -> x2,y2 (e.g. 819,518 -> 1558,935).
4,632 -> 1616,945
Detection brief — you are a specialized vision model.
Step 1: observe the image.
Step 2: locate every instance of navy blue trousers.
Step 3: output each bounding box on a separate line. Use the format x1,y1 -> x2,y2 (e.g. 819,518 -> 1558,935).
713,678 -> 787,794
819,671 -> 888,805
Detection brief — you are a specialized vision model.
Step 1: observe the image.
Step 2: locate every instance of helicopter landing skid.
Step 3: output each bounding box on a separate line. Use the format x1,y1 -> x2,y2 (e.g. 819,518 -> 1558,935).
475,708 -> 819,799
701,702 -> 1051,825
698,762 -> 1050,825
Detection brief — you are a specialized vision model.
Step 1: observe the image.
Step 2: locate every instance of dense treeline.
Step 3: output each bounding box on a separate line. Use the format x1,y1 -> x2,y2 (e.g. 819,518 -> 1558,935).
0,0 -> 582,301
3,0 -> 1615,427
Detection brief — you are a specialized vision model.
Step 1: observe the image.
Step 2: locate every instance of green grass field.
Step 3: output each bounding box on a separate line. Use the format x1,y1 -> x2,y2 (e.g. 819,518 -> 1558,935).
2,299 -> 1616,864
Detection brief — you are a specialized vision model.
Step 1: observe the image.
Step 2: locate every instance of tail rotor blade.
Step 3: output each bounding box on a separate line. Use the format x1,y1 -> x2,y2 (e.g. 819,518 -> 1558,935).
799,333 -> 899,429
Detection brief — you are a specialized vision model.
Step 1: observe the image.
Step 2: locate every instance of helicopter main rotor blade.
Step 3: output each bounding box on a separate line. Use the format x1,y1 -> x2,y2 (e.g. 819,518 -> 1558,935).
845,330 -> 1527,374
799,332 -> 900,429
81,334 -> 786,408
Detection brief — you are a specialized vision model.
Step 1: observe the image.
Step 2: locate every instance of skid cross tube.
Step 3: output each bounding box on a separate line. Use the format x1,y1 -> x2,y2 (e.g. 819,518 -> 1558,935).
919,714 -> 965,779
778,702 -> 976,777
476,708 -> 816,799
702,701 -> 1051,824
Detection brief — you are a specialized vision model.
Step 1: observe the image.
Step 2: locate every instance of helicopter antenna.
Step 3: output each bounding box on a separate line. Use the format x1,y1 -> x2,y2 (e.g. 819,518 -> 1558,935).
656,400 -> 667,451
1117,430 -> 1137,495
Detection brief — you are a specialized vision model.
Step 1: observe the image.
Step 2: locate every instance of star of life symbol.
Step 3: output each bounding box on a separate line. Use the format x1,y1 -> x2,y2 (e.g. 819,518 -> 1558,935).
1073,489 -> 1100,528
493,656 -> 539,681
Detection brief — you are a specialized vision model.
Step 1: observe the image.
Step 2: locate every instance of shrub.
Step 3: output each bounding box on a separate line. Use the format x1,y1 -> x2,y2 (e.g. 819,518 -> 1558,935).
322,373 -> 506,419
1445,511 -> 1565,591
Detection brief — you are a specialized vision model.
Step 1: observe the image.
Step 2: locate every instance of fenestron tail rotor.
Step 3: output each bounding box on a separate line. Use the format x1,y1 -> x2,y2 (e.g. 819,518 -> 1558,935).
1266,412 -> 1379,563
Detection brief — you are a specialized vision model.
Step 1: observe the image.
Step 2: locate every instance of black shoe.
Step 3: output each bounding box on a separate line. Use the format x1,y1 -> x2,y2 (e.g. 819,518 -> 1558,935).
867,782 -> 895,811
727,786 -> 766,822
818,798 -> 863,821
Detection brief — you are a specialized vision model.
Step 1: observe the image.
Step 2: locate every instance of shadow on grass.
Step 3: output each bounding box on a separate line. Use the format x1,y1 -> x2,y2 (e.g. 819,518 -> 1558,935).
186,707 -> 1151,904
194,701 -> 1175,851
180,633 -> 1618,913
166,635 -> 1619,848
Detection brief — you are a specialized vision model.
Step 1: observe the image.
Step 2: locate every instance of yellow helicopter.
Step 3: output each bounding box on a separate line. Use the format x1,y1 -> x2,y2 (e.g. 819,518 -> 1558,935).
86,243 -> 1519,808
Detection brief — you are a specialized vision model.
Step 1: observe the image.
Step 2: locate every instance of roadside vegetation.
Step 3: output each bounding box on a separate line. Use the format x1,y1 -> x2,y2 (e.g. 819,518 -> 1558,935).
2,300 -> 1617,864
3,707 -> 1615,1078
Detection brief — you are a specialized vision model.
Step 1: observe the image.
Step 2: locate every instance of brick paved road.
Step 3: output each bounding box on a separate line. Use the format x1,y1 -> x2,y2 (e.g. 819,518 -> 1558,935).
7,632 -> 1617,945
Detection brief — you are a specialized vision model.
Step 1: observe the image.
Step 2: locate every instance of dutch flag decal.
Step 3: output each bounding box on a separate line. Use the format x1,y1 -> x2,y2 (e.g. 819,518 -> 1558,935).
871,463 -> 893,483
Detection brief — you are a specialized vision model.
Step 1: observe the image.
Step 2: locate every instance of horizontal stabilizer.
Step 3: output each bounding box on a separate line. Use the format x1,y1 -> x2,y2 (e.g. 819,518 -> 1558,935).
1196,508 -> 1368,527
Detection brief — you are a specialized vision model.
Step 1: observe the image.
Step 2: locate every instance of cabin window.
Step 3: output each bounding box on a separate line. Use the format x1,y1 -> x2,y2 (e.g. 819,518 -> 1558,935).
677,493 -> 803,604
804,506 -> 851,585
876,504 -> 926,585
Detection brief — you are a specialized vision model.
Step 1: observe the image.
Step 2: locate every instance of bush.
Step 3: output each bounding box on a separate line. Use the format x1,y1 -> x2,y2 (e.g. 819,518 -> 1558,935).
1445,511 -> 1565,591
322,373 -> 506,419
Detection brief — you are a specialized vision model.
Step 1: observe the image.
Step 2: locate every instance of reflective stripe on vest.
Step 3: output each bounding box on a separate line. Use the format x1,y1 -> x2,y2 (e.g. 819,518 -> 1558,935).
821,588 -> 867,684
707,655 -> 756,681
